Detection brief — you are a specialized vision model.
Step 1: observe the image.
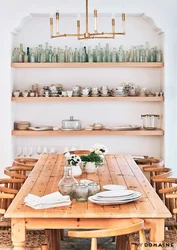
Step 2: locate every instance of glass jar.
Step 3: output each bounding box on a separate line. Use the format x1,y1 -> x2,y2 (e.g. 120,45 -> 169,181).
74,183 -> 88,202
58,166 -> 78,197
88,183 -> 100,196
141,114 -> 160,130
62,116 -> 82,130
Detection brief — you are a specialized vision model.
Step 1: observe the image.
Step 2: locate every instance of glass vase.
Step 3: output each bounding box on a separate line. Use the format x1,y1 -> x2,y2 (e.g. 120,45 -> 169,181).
58,166 -> 78,197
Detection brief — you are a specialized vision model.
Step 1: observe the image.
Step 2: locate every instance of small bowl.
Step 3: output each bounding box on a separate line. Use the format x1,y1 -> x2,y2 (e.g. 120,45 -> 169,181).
53,127 -> 60,131
93,125 -> 103,130
85,127 -> 93,131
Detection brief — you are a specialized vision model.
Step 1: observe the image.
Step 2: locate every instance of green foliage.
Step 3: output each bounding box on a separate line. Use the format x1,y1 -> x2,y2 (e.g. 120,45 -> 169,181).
80,152 -> 103,164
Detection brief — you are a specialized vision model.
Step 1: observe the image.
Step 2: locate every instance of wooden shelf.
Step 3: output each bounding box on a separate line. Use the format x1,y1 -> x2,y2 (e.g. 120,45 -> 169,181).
11,62 -> 164,68
11,96 -> 164,102
12,129 -> 164,136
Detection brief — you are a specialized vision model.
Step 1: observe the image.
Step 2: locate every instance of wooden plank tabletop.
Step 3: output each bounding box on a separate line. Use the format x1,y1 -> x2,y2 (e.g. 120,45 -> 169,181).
5,154 -> 171,219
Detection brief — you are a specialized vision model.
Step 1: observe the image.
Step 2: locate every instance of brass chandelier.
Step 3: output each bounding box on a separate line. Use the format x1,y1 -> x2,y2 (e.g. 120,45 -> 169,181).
50,0 -> 126,40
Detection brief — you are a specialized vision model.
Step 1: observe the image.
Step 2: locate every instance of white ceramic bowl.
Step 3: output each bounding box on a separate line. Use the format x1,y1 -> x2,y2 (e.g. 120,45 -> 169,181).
53,127 -> 60,131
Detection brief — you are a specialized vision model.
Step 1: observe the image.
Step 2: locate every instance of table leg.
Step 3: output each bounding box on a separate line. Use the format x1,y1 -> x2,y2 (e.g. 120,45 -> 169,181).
11,219 -> 26,250
145,219 -> 164,250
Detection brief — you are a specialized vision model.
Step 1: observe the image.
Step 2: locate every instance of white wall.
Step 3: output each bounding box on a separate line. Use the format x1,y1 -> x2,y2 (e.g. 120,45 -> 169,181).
0,0 -> 177,176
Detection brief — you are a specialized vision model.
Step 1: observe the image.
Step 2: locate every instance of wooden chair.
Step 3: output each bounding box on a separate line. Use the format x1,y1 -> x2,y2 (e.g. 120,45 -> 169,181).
152,178 -> 177,229
0,178 -> 25,215
13,158 -> 38,167
0,179 -> 49,249
134,156 -> 164,169
69,150 -> 90,155
4,166 -> 31,189
143,167 -> 172,196
68,219 -> 146,250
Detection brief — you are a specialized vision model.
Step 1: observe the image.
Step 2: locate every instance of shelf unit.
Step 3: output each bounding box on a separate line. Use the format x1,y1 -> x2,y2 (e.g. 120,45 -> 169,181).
12,129 -> 164,136
12,62 -> 164,139
11,62 -> 164,69
11,96 -> 164,102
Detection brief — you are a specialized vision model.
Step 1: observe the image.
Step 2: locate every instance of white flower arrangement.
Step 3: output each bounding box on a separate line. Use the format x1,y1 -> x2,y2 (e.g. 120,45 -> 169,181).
90,144 -> 108,155
66,154 -> 81,166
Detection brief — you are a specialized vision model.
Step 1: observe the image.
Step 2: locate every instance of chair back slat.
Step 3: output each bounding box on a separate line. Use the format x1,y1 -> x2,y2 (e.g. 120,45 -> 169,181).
69,150 -> 90,156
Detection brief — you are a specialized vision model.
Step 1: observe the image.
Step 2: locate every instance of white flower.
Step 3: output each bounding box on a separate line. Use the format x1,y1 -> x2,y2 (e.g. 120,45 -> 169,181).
67,154 -> 81,166
90,144 -> 108,155
64,152 -> 71,159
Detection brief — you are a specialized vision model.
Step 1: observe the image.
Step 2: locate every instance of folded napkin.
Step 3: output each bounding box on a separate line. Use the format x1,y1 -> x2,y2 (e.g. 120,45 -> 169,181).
24,191 -> 71,209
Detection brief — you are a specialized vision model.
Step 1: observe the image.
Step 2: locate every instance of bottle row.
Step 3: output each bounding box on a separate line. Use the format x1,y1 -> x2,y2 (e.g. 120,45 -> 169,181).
12,42 -> 163,63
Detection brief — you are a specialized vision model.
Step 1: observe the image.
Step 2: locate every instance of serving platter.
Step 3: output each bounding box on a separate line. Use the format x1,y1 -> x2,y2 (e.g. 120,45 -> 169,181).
88,191 -> 142,205
104,125 -> 141,131
103,185 -> 127,191
28,126 -> 53,131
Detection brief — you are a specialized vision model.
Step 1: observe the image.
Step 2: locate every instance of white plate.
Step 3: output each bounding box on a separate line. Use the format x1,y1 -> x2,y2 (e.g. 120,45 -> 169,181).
92,192 -> 141,202
88,192 -> 142,205
96,190 -> 135,198
28,126 -> 52,131
103,185 -> 127,191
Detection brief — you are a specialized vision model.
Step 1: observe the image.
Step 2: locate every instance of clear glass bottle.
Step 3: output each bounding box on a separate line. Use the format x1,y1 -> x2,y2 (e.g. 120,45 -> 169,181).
12,48 -> 17,62
150,48 -> 155,62
136,46 -> 140,62
30,52 -> 35,63
20,43 -> 24,62
48,46 -> 52,63
112,48 -> 117,62
59,49 -> 65,62
45,43 -> 49,62
156,50 -> 162,62
74,48 -> 79,62
52,48 -> 57,62
64,46 -> 68,62
145,42 -> 150,62
24,53 -> 28,63
58,166 -> 78,196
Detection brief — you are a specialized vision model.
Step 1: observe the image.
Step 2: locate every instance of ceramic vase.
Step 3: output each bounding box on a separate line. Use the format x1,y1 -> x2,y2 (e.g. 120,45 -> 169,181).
85,162 -> 97,174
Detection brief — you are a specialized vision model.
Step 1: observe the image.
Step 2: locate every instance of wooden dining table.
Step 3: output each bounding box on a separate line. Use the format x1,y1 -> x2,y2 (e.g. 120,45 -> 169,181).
5,154 -> 171,250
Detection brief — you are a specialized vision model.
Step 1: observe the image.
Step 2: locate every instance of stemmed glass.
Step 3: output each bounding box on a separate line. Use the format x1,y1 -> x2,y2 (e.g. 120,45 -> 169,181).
28,146 -> 34,157
36,146 -> 42,156
49,146 -> 58,154
42,146 -> 48,154
23,146 -> 28,157
16,146 -> 22,157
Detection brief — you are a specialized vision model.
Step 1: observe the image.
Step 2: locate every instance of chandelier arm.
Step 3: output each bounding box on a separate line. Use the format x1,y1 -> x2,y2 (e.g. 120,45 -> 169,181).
51,33 -> 84,38
89,32 -> 125,36
79,36 -> 115,40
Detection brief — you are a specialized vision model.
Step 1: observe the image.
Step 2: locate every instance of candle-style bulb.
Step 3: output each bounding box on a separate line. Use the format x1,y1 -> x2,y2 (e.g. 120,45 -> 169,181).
77,13 -> 81,20
111,13 -> 115,19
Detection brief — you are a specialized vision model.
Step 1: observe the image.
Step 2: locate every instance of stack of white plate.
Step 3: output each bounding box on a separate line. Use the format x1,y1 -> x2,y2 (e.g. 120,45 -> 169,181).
88,189 -> 141,206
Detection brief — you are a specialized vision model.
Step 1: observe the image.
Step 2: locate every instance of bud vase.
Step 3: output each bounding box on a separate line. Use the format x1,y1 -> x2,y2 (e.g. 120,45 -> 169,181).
71,165 -> 82,177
